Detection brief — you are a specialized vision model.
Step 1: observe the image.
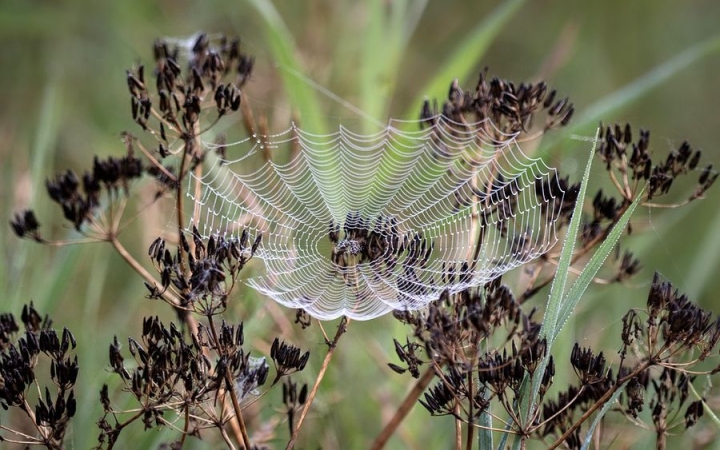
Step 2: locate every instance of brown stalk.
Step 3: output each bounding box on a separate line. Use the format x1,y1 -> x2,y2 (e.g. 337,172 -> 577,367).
258,113 -> 272,163
465,366 -> 475,450
240,90 -> 257,138
369,366 -> 436,450
546,360 -> 651,450
285,317 -> 349,450
108,236 -> 201,337
207,316 -> 253,450
454,403 -> 463,450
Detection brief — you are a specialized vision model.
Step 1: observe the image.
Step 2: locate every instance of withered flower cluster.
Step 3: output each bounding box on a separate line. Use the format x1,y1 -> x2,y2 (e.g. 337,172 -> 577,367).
271,337 -> 310,383
100,315 -> 310,449
147,226 -> 261,314
11,33 -> 256,244
397,269 -> 720,449
101,316 -> 262,445
597,124 -> 717,202
421,69 -> 574,136
381,73 -> 719,450
582,124 -> 716,248
10,151 -> 143,237
0,304 -> 78,449
395,281 -> 553,427
127,35 -> 252,134
10,209 -> 41,241
539,273 -> 720,449
328,212 -> 433,295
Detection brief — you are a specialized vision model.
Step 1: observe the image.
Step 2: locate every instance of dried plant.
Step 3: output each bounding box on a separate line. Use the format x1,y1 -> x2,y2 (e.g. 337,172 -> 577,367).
8,31 -> 720,450
0,304 -> 78,449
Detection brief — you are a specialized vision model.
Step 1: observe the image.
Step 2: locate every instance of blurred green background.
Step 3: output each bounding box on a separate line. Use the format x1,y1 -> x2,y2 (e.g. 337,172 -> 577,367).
2,0 -> 720,448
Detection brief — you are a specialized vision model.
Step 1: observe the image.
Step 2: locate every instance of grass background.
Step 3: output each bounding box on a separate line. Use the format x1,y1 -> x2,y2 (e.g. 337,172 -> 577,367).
2,0 -> 720,448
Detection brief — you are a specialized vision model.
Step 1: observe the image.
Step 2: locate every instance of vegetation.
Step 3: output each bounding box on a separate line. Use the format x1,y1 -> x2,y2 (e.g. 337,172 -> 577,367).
3,2 -> 720,449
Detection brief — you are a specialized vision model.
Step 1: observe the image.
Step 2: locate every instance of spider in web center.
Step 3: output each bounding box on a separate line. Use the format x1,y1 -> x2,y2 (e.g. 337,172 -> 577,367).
327,212 -> 433,291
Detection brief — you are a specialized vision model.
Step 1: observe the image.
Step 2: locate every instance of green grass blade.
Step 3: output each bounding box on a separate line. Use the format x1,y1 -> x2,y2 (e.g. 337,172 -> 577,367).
7,81 -> 60,309
245,0 -> 327,136
524,135 -> 596,424
361,0 -> 429,129
360,0 -> 388,129
524,147 -> 643,427
580,386 -> 624,450
478,388 -> 493,449
401,0 -> 527,121
539,134 -> 597,342
555,187 -> 645,336
246,0 -> 350,216
496,422 -> 511,450
541,34 -> 720,154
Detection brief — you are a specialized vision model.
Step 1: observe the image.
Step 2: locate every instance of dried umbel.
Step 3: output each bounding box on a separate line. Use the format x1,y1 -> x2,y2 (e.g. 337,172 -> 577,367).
100,315 -> 306,448
11,33 -> 255,248
146,226 -> 261,315
420,70 -> 575,136
8,28 -> 720,450
0,304 -> 78,449
392,271 -> 720,449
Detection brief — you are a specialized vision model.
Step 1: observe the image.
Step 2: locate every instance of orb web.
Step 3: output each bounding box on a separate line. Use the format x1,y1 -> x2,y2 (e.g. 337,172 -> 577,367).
187,115 -> 565,320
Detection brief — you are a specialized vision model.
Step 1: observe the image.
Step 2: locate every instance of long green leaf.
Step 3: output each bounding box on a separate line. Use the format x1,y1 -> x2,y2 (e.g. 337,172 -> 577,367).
12,81 -> 61,309
361,0 -> 429,129
478,388 -> 493,449
555,187 -> 645,338
526,158 -> 644,429
539,132 -> 598,342
245,0 -> 327,136
401,0 -> 527,121
360,0 -> 388,129
580,387 -> 624,450
522,133 -> 598,425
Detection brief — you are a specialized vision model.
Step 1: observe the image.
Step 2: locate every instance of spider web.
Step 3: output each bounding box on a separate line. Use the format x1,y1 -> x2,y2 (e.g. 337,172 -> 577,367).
187,115 -> 565,320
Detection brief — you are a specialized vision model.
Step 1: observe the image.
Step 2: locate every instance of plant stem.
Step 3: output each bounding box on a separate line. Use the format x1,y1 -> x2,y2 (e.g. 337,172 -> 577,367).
370,365 -> 436,450
455,404 -> 463,450
178,405 -> 189,449
108,236 -> 201,337
207,316 -> 253,450
285,317 -> 349,450
546,361 -> 651,450
224,372 -> 252,450
466,373 -> 474,450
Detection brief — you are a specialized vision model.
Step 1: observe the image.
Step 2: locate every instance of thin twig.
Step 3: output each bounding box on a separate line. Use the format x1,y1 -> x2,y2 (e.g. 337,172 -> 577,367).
546,361 -> 651,450
207,316 -> 253,450
107,236 -> 202,337
285,317 -> 349,450
178,405 -> 189,449
465,370 -> 474,450
455,403 -> 463,450
370,365 -> 436,450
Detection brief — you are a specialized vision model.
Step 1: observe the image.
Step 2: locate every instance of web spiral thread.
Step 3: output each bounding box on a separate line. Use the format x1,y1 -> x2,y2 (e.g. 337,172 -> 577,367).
187,115 -> 565,320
